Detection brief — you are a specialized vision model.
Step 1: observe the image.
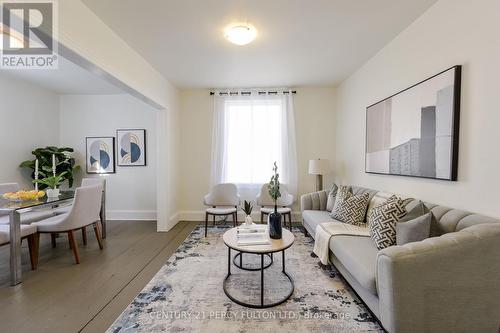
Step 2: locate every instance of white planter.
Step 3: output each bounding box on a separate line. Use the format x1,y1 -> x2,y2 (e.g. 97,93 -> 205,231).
46,188 -> 60,198
244,215 -> 253,226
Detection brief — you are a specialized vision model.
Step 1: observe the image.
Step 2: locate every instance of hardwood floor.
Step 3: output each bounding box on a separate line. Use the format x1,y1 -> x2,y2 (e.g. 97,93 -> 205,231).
0,220 -> 198,333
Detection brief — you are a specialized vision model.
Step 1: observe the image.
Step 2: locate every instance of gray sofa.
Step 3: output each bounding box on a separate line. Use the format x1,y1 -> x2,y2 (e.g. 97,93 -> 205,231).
301,185 -> 500,333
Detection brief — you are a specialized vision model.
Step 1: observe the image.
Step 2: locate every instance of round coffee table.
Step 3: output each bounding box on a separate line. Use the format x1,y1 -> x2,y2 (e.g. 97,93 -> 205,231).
222,227 -> 295,308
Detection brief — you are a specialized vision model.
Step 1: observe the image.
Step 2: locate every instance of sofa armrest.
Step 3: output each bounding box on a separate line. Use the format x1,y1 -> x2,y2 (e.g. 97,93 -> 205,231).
376,223 -> 500,333
300,190 -> 329,212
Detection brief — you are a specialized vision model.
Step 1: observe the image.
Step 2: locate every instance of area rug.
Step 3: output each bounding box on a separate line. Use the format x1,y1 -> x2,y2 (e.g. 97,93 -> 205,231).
107,226 -> 383,333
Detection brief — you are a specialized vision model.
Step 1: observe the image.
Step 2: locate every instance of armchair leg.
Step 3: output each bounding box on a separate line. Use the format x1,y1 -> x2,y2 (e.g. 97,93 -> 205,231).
205,212 -> 209,237
82,227 -> 87,246
93,223 -> 104,250
51,233 -> 57,248
68,231 -> 80,264
261,212 -> 263,223
27,233 -> 39,270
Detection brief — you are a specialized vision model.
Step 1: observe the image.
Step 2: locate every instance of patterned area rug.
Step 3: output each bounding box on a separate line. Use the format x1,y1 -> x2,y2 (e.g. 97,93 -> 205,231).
107,226 -> 383,333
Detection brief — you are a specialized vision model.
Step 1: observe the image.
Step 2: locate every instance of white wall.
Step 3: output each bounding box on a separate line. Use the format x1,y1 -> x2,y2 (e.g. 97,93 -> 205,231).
60,94 -> 158,220
0,74 -> 60,188
177,87 -> 336,221
335,0 -> 500,217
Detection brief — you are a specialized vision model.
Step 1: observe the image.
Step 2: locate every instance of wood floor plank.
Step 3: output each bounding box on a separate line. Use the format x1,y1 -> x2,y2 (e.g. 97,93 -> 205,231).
0,220 -> 198,333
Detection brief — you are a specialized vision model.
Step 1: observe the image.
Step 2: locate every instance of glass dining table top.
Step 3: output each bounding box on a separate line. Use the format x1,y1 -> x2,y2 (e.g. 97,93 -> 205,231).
0,191 -> 74,212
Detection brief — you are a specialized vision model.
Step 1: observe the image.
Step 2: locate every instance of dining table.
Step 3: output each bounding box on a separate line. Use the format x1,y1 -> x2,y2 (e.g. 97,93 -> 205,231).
0,190 -> 106,286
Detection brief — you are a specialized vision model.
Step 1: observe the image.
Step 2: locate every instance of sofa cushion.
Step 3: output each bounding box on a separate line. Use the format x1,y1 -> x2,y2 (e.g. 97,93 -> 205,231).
329,235 -> 379,295
302,210 -> 335,237
331,186 -> 370,226
325,184 -> 338,212
369,196 -> 407,250
396,212 -> 432,245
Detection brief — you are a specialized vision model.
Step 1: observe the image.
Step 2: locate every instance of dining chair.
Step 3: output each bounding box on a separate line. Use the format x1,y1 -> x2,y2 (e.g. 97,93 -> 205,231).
54,177 -> 107,243
0,183 -> 56,224
32,185 -> 104,264
256,183 -> 294,229
203,183 -> 240,237
0,224 -> 39,270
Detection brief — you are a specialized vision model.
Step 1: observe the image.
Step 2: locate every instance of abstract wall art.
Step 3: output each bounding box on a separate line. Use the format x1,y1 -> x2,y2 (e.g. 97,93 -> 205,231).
365,66 -> 461,181
116,129 -> 146,166
86,137 -> 116,174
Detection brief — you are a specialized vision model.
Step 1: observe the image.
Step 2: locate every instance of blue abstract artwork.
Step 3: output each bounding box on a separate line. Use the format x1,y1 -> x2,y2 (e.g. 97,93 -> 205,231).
86,137 -> 115,174
117,129 -> 146,166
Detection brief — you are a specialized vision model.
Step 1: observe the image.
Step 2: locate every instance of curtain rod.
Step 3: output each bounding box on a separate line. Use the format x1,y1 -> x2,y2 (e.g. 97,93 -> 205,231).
209,90 -> 296,96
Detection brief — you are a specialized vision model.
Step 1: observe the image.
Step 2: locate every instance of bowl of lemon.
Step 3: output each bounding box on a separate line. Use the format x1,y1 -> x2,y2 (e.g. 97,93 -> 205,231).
2,190 -> 46,202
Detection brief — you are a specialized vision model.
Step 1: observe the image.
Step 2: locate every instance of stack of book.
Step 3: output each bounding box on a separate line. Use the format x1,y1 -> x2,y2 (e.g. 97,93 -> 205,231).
236,224 -> 271,246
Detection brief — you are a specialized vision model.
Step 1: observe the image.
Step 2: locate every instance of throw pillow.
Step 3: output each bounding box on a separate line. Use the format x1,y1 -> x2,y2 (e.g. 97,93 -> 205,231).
396,212 -> 432,245
401,200 -> 427,221
368,195 -> 407,250
331,186 -> 370,226
326,184 -> 339,212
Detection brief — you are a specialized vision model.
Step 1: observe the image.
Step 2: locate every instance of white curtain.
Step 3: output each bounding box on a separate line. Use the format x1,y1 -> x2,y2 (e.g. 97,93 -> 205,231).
210,90 -> 298,203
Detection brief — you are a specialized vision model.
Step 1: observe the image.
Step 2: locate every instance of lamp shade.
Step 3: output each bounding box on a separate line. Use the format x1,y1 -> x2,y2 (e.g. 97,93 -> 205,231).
308,159 -> 330,175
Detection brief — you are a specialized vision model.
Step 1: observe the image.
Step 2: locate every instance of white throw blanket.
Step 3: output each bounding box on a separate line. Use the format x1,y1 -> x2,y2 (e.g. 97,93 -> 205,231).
313,222 -> 370,265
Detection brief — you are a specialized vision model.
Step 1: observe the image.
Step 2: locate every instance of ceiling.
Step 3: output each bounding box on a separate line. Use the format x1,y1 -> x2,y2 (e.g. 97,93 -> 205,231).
1,56 -> 123,94
82,0 -> 437,89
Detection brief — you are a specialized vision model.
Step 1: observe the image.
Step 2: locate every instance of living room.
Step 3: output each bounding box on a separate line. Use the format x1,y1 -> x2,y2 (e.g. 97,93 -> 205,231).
0,0 -> 499,332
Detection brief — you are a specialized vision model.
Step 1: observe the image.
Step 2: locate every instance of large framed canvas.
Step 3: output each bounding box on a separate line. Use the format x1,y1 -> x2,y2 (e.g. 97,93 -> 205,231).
86,137 -> 116,174
116,129 -> 147,166
365,66 -> 461,181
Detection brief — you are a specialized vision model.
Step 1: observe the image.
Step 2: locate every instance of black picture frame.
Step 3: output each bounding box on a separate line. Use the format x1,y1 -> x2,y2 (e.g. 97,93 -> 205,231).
85,137 -> 116,174
116,129 -> 147,167
365,65 -> 461,181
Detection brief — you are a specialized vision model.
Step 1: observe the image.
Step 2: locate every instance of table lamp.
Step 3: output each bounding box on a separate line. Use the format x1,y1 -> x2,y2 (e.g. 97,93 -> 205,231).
309,159 -> 330,191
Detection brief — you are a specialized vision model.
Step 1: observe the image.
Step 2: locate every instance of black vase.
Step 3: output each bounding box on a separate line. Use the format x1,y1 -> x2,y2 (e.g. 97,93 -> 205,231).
268,206 -> 282,239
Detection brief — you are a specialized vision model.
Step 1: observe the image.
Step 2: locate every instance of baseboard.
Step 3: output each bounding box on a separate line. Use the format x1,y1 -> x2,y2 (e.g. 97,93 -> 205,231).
107,210 -> 157,221
174,210 -> 302,222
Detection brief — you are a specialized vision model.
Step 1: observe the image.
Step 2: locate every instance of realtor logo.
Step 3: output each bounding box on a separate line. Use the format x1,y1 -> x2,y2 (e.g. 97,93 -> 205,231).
1,0 -> 58,69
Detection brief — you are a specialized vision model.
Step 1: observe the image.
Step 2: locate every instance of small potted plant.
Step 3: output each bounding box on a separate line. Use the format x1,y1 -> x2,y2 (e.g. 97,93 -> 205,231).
242,200 -> 254,226
268,162 -> 282,239
34,172 -> 67,198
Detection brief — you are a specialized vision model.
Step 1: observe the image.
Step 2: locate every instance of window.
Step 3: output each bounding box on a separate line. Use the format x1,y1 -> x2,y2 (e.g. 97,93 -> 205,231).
210,91 -> 298,199
224,98 -> 282,184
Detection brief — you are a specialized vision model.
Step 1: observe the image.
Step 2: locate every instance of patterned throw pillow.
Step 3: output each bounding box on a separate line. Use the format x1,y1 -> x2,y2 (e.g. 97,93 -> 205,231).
326,184 -> 338,212
330,186 -> 370,226
369,195 -> 407,250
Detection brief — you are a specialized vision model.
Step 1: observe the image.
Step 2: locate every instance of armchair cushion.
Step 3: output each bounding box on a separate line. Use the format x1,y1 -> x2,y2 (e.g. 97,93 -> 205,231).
260,207 -> 291,214
206,207 -> 237,215
0,224 -> 37,245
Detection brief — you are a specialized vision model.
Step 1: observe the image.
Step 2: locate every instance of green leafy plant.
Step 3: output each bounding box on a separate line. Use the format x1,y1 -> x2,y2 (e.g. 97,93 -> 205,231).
242,200 -> 253,216
20,146 -> 81,189
33,172 -> 67,190
268,162 -> 281,211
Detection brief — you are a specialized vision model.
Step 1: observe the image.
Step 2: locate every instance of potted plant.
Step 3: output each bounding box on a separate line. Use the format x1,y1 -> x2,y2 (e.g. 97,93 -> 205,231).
34,172 -> 67,198
267,162 -> 282,239
242,200 -> 254,226
20,146 -> 80,189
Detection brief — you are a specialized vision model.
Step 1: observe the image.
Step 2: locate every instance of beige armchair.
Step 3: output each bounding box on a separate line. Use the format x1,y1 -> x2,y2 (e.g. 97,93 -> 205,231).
256,183 -> 294,229
32,185 -> 104,264
203,183 -> 240,237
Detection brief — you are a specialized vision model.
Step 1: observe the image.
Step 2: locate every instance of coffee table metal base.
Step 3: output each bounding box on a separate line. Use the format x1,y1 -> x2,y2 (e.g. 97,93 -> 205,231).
232,252 -> 273,271
223,247 -> 294,309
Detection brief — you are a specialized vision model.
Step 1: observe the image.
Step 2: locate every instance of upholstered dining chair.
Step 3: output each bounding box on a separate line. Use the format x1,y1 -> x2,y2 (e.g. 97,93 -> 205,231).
0,224 -> 39,270
203,183 -> 240,237
256,183 -> 294,229
54,177 -> 107,243
32,185 -> 104,264
0,183 -> 56,225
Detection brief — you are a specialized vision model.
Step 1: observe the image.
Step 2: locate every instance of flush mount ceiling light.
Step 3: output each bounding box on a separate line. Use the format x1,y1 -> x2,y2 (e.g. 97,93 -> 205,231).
224,24 -> 257,46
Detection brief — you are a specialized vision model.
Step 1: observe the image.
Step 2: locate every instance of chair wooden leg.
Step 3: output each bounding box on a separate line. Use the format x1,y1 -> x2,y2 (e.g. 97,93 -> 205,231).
82,227 -> 87,246
27,234 -> 39,270
68,231 -> 80,264
288,213 -> 292,230
51,233 -> 57,248
232,213 -> 236,227
261,212 -> 263,223
205,212 -> 209,237
93,223 -> 104,250
213,215 -> 215,226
